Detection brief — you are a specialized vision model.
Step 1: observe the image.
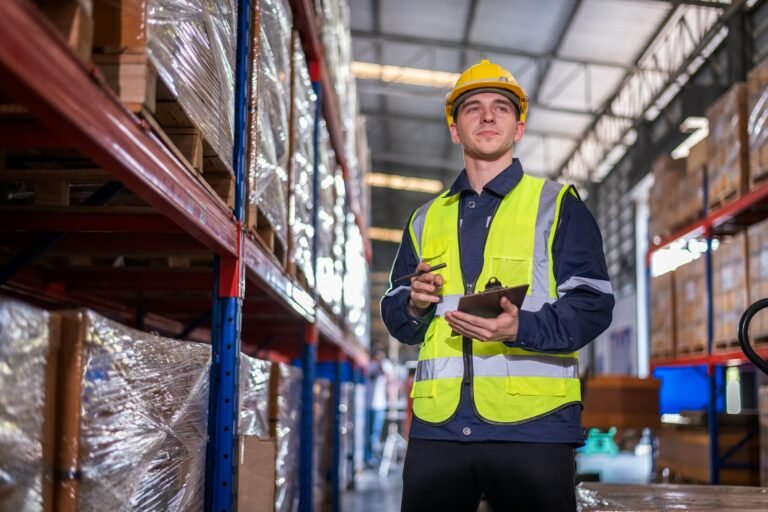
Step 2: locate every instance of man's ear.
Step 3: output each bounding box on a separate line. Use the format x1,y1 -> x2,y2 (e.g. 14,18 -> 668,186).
449,123 -> 461,144
514,121 -> 526,142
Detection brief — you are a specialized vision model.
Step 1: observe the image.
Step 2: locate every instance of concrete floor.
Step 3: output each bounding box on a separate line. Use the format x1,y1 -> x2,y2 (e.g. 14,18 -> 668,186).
342,465 -> 403,512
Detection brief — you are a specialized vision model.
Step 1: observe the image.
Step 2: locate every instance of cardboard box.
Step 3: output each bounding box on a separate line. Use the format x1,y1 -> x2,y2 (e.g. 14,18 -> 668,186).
760,386 -> 768,487
650,271 -> 676,360
748,220 -> 768,340
238,436 -> 276,512
674,257 -> 707,354
581,375 -> 661,429
658,421 -> 760,485
712,232 -> 749,350
707,83 -> 749,210
747,58 -> 768,186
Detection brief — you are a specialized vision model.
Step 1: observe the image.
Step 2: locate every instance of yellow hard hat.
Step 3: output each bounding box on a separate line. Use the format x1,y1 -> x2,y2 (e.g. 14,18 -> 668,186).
444,59 -> 529,126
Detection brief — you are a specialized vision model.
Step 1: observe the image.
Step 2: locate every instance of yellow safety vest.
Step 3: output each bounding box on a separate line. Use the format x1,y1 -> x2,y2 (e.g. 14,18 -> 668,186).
407,174 -> 581,424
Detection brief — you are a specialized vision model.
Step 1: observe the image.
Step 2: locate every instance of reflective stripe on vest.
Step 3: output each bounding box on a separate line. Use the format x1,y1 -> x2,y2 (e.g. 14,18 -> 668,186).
416,354 -> 578,381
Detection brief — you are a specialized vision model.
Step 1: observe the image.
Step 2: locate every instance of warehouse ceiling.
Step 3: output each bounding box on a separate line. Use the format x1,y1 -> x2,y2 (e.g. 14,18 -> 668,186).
349,0 -> 735,280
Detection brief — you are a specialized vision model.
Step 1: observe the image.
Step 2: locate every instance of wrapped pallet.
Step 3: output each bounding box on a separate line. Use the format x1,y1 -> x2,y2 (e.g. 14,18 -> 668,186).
0,299 -> 60,512
748,58 -> 768,187
312,379 -> 333,512
675,256 -> 707,355
331,173 -> 347,317
316,120 -> 338,311
344,210 -> 370,345
748,219 -> 768,341
269,363 -> 302,512
648,155 -> 686,244
248,0 -> 293,256
238,355 -> 274,512
92,0 -> 236,174
707,83 -> 749,210
712,233 -> 748,351
55,309 -> 210,511
650,271 -> 675,360
678,141 -> 706,227
288,33 -> 317,289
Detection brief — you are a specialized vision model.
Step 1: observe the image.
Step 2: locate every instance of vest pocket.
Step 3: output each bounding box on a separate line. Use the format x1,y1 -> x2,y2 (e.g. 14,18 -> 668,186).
507,377 -> 566,396
421,237 -> 449,266
488,257 -> 530,289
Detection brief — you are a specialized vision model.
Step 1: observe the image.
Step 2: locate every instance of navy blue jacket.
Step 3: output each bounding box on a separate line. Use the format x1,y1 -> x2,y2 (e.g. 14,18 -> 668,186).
381,160 -> 614,445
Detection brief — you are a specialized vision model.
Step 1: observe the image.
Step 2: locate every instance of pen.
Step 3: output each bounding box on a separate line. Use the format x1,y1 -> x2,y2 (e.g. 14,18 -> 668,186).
394,263 -> 447,283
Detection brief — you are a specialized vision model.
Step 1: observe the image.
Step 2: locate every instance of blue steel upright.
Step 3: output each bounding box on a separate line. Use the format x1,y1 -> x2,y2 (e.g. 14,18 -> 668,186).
205,0 -> 253,510
705,232 -> 719,484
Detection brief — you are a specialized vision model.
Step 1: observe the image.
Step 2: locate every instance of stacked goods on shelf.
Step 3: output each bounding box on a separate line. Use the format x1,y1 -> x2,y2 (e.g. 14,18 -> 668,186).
657,415 -> 760,485
748,219 -> 768,341
344,211 -> 370,345
331,172 -> 347,317
761,386 -> 768,487
288,34 -> 318,290
316,119 -> 339,312
91,0 -> 236,200
238,355 -> 275,512
706,83 -> 749,210
269,362 -> 303,512
312,379 -> 333,512
675,256 -> 707,355
356,115 -> 371,219
315,0 -> 367,216
581,375 -> 660,429
712,233 -> 748,351
650,271 -> 675,359
338,381 -> 356,490
0,299 -> 60,511
36,0 -> 94,61
648,155 -> 686,244
748,58 -> 768,187
55,309 -> 210,511
679,139 -> 706,226
248,0 -> 292,263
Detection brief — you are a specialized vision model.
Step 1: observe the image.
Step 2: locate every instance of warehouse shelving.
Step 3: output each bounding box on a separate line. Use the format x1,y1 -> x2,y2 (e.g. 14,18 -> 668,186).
0,0 -> 368,510
648,178 -> 768,485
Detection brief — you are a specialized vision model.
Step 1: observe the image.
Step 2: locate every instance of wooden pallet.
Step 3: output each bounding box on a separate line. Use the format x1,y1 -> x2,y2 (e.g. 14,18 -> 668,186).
713,338 -> 741,353
287,261 -> 311,292
677,342 -> 707,357
0,168 -> 119,206
650,348 -> 675,361
36,0 -> 93,61
91,50 -> 234,208
247,205 -> 287,268
750,166 -> 768,188
708,188 -> 741,212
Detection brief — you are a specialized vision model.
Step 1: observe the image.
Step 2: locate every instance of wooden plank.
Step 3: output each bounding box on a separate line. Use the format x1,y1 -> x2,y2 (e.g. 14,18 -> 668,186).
36,0 -> 93,61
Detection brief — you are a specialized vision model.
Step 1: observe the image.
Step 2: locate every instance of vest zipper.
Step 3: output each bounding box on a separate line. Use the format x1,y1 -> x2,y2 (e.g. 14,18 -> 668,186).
458,197 -> 502,392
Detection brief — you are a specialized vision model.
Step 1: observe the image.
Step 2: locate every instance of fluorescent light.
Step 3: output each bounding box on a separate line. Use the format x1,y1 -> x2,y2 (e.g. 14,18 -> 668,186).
671,117 -> 709,159
352,61 -> 458,89
369,227 -> 402,244
366,172 -> 444,193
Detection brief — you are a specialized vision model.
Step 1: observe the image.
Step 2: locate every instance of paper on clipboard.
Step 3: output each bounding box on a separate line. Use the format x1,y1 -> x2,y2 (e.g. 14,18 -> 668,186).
450,284 -> 529,336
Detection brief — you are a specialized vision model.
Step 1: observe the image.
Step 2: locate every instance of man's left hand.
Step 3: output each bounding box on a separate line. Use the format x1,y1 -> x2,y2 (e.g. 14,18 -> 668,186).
445,296 -> 519,342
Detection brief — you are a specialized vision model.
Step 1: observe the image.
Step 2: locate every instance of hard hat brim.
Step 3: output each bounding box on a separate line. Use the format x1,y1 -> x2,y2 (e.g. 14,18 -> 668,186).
451,87 -> 521,120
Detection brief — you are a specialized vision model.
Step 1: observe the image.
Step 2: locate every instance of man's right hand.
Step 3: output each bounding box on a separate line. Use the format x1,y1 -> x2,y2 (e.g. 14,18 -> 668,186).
408,262 -> 444,317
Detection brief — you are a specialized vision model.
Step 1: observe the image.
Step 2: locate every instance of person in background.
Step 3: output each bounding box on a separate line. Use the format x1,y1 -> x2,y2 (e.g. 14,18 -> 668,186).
367,346 -> 393,466
381,59 -> 614,511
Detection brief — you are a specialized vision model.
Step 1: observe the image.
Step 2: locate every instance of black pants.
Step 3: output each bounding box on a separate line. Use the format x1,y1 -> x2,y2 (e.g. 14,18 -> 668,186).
401,438 -> 576,512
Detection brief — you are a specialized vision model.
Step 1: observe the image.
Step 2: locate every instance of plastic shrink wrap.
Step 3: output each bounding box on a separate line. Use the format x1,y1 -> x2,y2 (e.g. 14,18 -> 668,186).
57,310 -> 210,512
316,120 -> 338,311
248,0 -> 293,248
240,355 -> 272,440
312,379 -> 332,512
0,299 -> 58,512
271,363 -> 302,512
289,35 -> 318,289
344,211 -> 370,346
147,0 -> 236,171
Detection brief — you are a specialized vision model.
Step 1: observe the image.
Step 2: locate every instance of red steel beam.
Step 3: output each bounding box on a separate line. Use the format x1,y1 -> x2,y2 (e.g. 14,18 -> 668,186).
0,1 -> 237,257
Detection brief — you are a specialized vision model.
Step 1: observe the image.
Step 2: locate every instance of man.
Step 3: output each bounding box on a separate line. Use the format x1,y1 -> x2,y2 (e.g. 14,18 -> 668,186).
381,59 -> 614,512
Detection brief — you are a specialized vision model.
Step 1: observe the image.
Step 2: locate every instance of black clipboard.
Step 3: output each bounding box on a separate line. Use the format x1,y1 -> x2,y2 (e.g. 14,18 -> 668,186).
450,284 -> 529,336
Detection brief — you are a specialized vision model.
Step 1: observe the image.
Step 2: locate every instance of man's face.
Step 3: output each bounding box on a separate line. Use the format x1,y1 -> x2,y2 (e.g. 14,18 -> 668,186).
448,92 -> 525,161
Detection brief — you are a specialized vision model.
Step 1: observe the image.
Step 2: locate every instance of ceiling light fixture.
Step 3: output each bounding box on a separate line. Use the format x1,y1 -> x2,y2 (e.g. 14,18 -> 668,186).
368,227 -> 403,244
352,61 -> 458,89
366,172 -> 444,193
671,116 -> 709,159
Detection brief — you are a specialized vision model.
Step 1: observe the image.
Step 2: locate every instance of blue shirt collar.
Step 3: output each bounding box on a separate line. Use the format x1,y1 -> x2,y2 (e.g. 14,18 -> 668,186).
445,159 -> 525,198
